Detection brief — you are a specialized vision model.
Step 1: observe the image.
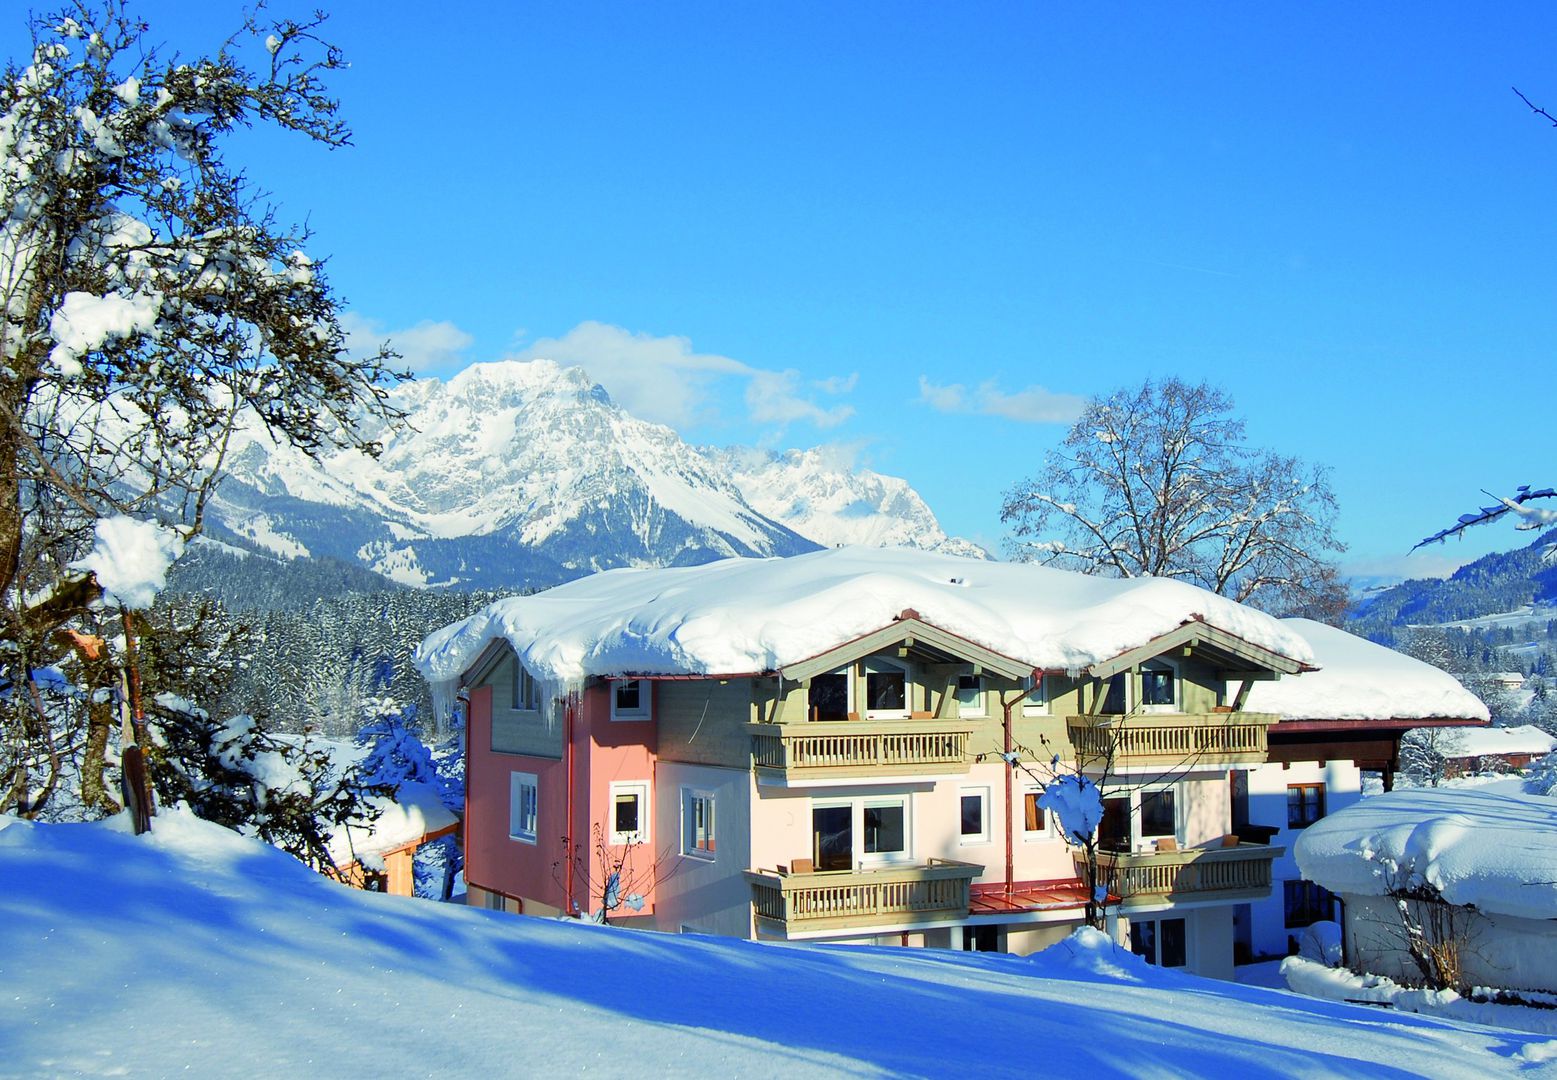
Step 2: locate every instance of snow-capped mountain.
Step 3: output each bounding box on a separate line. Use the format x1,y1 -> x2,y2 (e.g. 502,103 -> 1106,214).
710,447 -> 988,559
207,359 -> 979,589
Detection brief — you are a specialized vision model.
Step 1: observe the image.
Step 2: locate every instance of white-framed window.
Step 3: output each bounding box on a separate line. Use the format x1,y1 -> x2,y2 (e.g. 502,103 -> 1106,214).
512,660 -> 541,712
1022,787 -> 1053,841
955,673 -> 985,718
808,667 -> 853,722
811,795 -> 912,870
1139,659 -> 1179,713
610,781 -> 650,845
1021,674 -> 1050,716
509,771 -> 538,844
959,786 -> 990,845
863,658 -> 910,719
681,788 -> 716,859
611,678 -> 652,721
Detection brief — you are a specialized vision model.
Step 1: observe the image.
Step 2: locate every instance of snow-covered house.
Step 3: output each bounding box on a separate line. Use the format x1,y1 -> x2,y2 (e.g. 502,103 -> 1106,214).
1296,787 -> 1557,996
417,547 -> 1323,978
1236,620 -> 1489,959
1402,723 -> 1557,779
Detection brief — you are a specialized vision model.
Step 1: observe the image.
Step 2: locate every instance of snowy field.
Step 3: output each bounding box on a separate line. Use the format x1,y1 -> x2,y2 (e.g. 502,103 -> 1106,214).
4,809 -> 1557,1078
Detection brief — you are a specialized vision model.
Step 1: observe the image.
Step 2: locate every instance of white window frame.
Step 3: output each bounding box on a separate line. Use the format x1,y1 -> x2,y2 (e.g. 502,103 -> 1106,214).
811,795 -> 914,868
862,657 -> 911,720
861,795 -> 912,866
512,659 -> 541,712
681,788 -> 717,860
1021,674 -> 1050,716
1135,785 -> 1180,848
955,673 -> 985,718
959,786 -> 991,846
1138,659 -> 1180,714
1021,785 -> 1055,842
609,780 -> 650,846
509,771 -> 538,844
610,678 -> 652,721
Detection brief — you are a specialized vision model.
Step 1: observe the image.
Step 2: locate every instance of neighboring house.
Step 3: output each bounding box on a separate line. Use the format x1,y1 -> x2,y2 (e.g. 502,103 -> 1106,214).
1401,723 -> 1557,778
1234,619 -> 1489,960
327,779 -> 460,896
416,547 -> 1322,979
1296,787 -> 1557,995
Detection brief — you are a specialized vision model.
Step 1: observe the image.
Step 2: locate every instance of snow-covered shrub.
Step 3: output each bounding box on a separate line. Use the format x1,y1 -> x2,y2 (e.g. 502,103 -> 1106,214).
1298,920 -> 1344,967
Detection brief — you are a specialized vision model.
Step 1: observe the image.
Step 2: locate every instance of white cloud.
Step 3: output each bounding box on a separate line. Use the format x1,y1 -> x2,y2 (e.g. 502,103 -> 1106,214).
342,313 -> 474,373
512,321 -> 855,433
746,369 -> 854,429
918,376 -> 1084,424
1341,551 -> 1478,584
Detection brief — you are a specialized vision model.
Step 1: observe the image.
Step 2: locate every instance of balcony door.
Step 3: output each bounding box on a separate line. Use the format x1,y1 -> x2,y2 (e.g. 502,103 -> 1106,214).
813,804 -> 853,871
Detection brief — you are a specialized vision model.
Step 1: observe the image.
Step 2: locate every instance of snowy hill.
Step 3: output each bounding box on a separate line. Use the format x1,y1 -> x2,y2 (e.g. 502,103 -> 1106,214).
203,359 -> 980,591
710,446 -> 988,558
3,808 -> 1554,1078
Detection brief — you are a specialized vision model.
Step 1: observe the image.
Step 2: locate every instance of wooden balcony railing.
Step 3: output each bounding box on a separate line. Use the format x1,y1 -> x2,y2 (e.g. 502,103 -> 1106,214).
1079,844 -> 1282,908
750,720 -> 973,779
745,859 -> 982,933
1066,712 -> 1275,770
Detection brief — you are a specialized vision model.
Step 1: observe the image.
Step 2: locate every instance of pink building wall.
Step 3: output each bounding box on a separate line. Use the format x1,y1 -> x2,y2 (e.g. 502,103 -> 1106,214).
465,680 -> 661,917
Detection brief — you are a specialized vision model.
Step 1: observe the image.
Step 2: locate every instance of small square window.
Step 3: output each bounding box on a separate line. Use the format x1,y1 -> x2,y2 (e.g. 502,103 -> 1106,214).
1287,784 -> 1326,829
611,679 -> 651,721
610,781 -> 649,845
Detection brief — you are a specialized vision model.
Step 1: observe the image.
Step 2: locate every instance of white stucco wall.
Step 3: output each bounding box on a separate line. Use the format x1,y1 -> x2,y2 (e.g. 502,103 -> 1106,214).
650,762 -> 754,939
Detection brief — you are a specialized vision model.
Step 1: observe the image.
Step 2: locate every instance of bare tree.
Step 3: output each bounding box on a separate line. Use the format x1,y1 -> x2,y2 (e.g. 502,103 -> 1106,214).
1000,378 -> 1346,618
0,1 -> 405,848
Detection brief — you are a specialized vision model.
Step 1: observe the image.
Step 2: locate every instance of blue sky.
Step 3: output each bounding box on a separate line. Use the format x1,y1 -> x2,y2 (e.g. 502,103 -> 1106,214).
14,2 -> 1557,580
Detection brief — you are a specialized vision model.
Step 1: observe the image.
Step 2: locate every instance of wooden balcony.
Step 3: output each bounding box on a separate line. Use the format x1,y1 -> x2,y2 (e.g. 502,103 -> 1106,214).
1066,712 -> 1275,770
746,859 -> 982,934
750,720 -> 973,781
1079,843 -> 1282,909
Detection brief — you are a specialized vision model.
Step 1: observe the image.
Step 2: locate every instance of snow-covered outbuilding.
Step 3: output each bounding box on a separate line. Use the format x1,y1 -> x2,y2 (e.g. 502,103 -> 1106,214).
1233,619 -> 1489,960
419,546 -> 1330,978
1401,723 -> 1557,778
1295,787 -> 1557,995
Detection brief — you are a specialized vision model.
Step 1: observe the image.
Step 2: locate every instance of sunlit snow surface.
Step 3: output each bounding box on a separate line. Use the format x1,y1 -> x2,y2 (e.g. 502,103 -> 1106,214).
3,808 -> 1555,1078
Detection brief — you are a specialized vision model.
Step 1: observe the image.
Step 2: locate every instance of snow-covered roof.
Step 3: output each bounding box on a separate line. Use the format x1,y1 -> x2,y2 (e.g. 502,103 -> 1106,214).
414,547 -> 1315,691
1244,619 -> 1489,723
1295,787 -> 1557,921
329,780 -> 458,868
1403,723 -> 1557,759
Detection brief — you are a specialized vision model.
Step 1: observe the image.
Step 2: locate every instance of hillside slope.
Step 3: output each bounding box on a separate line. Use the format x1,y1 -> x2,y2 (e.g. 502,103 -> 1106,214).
1,809 -> 1551,1078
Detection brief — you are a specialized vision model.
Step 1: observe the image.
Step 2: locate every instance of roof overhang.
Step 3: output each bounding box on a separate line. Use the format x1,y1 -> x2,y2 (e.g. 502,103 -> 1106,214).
780,615 -> 1033,684
1087,619 -> 1310,681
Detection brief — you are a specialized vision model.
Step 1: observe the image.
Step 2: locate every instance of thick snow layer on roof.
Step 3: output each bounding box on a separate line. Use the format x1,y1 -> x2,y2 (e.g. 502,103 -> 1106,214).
414,546 -> 1314,690
1245,619 -> 1489,722
4,807 -> 1553,1077
328,780 -> 457,866
1295,787 -> 1557,921
1402,723 -> 1557,758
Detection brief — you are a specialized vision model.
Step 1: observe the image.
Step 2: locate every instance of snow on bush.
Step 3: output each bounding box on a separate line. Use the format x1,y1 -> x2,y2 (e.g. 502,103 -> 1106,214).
47,289 -> 161,375
1297,920 -> 1343,967
71,515 -> 183,609
1038,773 -> 1103,846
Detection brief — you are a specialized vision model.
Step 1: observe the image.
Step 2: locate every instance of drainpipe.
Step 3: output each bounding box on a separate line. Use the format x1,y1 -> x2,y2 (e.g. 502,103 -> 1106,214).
564,694 -> 577,917
1002,674 -> 1042,895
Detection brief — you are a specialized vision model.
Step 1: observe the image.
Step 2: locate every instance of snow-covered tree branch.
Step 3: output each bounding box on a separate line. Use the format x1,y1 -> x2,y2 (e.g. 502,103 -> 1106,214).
0,1 -> 406,850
